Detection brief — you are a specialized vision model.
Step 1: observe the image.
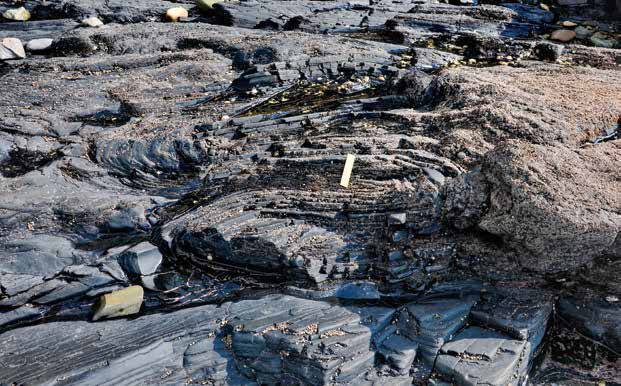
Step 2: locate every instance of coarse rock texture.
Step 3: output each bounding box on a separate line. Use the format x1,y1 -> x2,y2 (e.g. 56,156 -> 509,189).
425,64 -> 621,155
445,140 -> 621,272
0,0 -> 619,385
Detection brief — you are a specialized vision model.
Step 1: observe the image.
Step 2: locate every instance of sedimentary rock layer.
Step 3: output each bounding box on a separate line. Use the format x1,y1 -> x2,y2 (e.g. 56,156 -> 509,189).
0,0 -> 619,384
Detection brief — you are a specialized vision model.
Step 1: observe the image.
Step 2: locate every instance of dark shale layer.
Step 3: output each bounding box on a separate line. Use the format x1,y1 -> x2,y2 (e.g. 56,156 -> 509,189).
0,0 -> 619,385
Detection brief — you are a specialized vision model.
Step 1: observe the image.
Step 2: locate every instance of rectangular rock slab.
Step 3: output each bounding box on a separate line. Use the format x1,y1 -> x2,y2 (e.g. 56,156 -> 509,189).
436,327 -> 528,386
92,285 -> 144,321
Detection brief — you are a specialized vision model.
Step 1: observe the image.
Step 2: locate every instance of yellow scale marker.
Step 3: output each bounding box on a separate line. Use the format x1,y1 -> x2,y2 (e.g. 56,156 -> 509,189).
340,154 -> 356,188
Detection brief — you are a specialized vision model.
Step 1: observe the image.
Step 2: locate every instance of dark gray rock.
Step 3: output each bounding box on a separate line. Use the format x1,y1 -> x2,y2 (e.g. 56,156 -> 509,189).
470,286 -> 553,352
559,296 -> 621,354
0,294 -> 400,385
377,333 -> 418,374
225,295 -> 395,384
118,242 -> 163,275
386,4 -> 547,43
396,296 -> 478,364
0,19 -> 79,42
435,326 -> 529,385
0,300 -> 231,384
534,41 -> 564,61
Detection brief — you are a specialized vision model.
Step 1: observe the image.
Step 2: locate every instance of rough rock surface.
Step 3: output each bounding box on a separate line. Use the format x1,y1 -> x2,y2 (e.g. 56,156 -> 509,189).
445,140 -> 621,272
0,0 -> 619,384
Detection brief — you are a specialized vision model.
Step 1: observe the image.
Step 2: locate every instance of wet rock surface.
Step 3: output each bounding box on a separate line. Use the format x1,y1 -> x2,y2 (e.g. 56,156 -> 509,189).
0,0 -> 619,385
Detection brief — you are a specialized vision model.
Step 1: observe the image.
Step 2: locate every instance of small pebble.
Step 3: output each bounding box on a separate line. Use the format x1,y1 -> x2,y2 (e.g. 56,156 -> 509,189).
388,213 -> 407,225
166,7 -> 189,22
82,16 -> 104,27
590,33 -> 617,48
26,38 -> 53,52
560,21 -> 577,28
2,7 -> 30,21
574,26 -> 592,39
550,29 -> 576,43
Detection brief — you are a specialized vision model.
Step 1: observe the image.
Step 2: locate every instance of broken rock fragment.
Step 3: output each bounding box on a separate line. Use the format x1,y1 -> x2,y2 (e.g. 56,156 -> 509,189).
396,296 -> 478,364
118,242 -> 163,276
470,287 -> 553,350
226,295 -> 395,384
435,327 -> 529,386
92,285 -> 144,321
0,38 -> 26,60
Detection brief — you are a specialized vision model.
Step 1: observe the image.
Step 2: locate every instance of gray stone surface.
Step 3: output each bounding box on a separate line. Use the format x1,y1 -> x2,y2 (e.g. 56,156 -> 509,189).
118,242 -> 163,275
435,327 -> 529,386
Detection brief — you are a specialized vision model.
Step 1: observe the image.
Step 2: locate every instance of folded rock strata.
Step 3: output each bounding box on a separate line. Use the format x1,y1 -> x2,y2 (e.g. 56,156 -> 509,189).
0,0 -> 619,384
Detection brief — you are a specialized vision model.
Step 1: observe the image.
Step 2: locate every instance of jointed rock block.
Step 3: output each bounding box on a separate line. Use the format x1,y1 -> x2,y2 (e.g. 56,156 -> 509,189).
92,285 -> 144,321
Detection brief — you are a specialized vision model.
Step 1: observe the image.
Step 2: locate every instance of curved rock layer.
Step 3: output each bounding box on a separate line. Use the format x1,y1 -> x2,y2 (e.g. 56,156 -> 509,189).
0,0 -> 620,385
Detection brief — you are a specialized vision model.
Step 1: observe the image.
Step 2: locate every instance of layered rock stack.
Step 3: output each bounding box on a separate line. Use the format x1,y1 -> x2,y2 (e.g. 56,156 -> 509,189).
0,0 -> 619,385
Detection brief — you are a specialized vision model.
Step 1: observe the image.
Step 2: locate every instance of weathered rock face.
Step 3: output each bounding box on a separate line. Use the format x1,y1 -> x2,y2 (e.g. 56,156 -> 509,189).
445,140 -> 621,272
0,0 -> 619,384
424,64 -> 621,155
